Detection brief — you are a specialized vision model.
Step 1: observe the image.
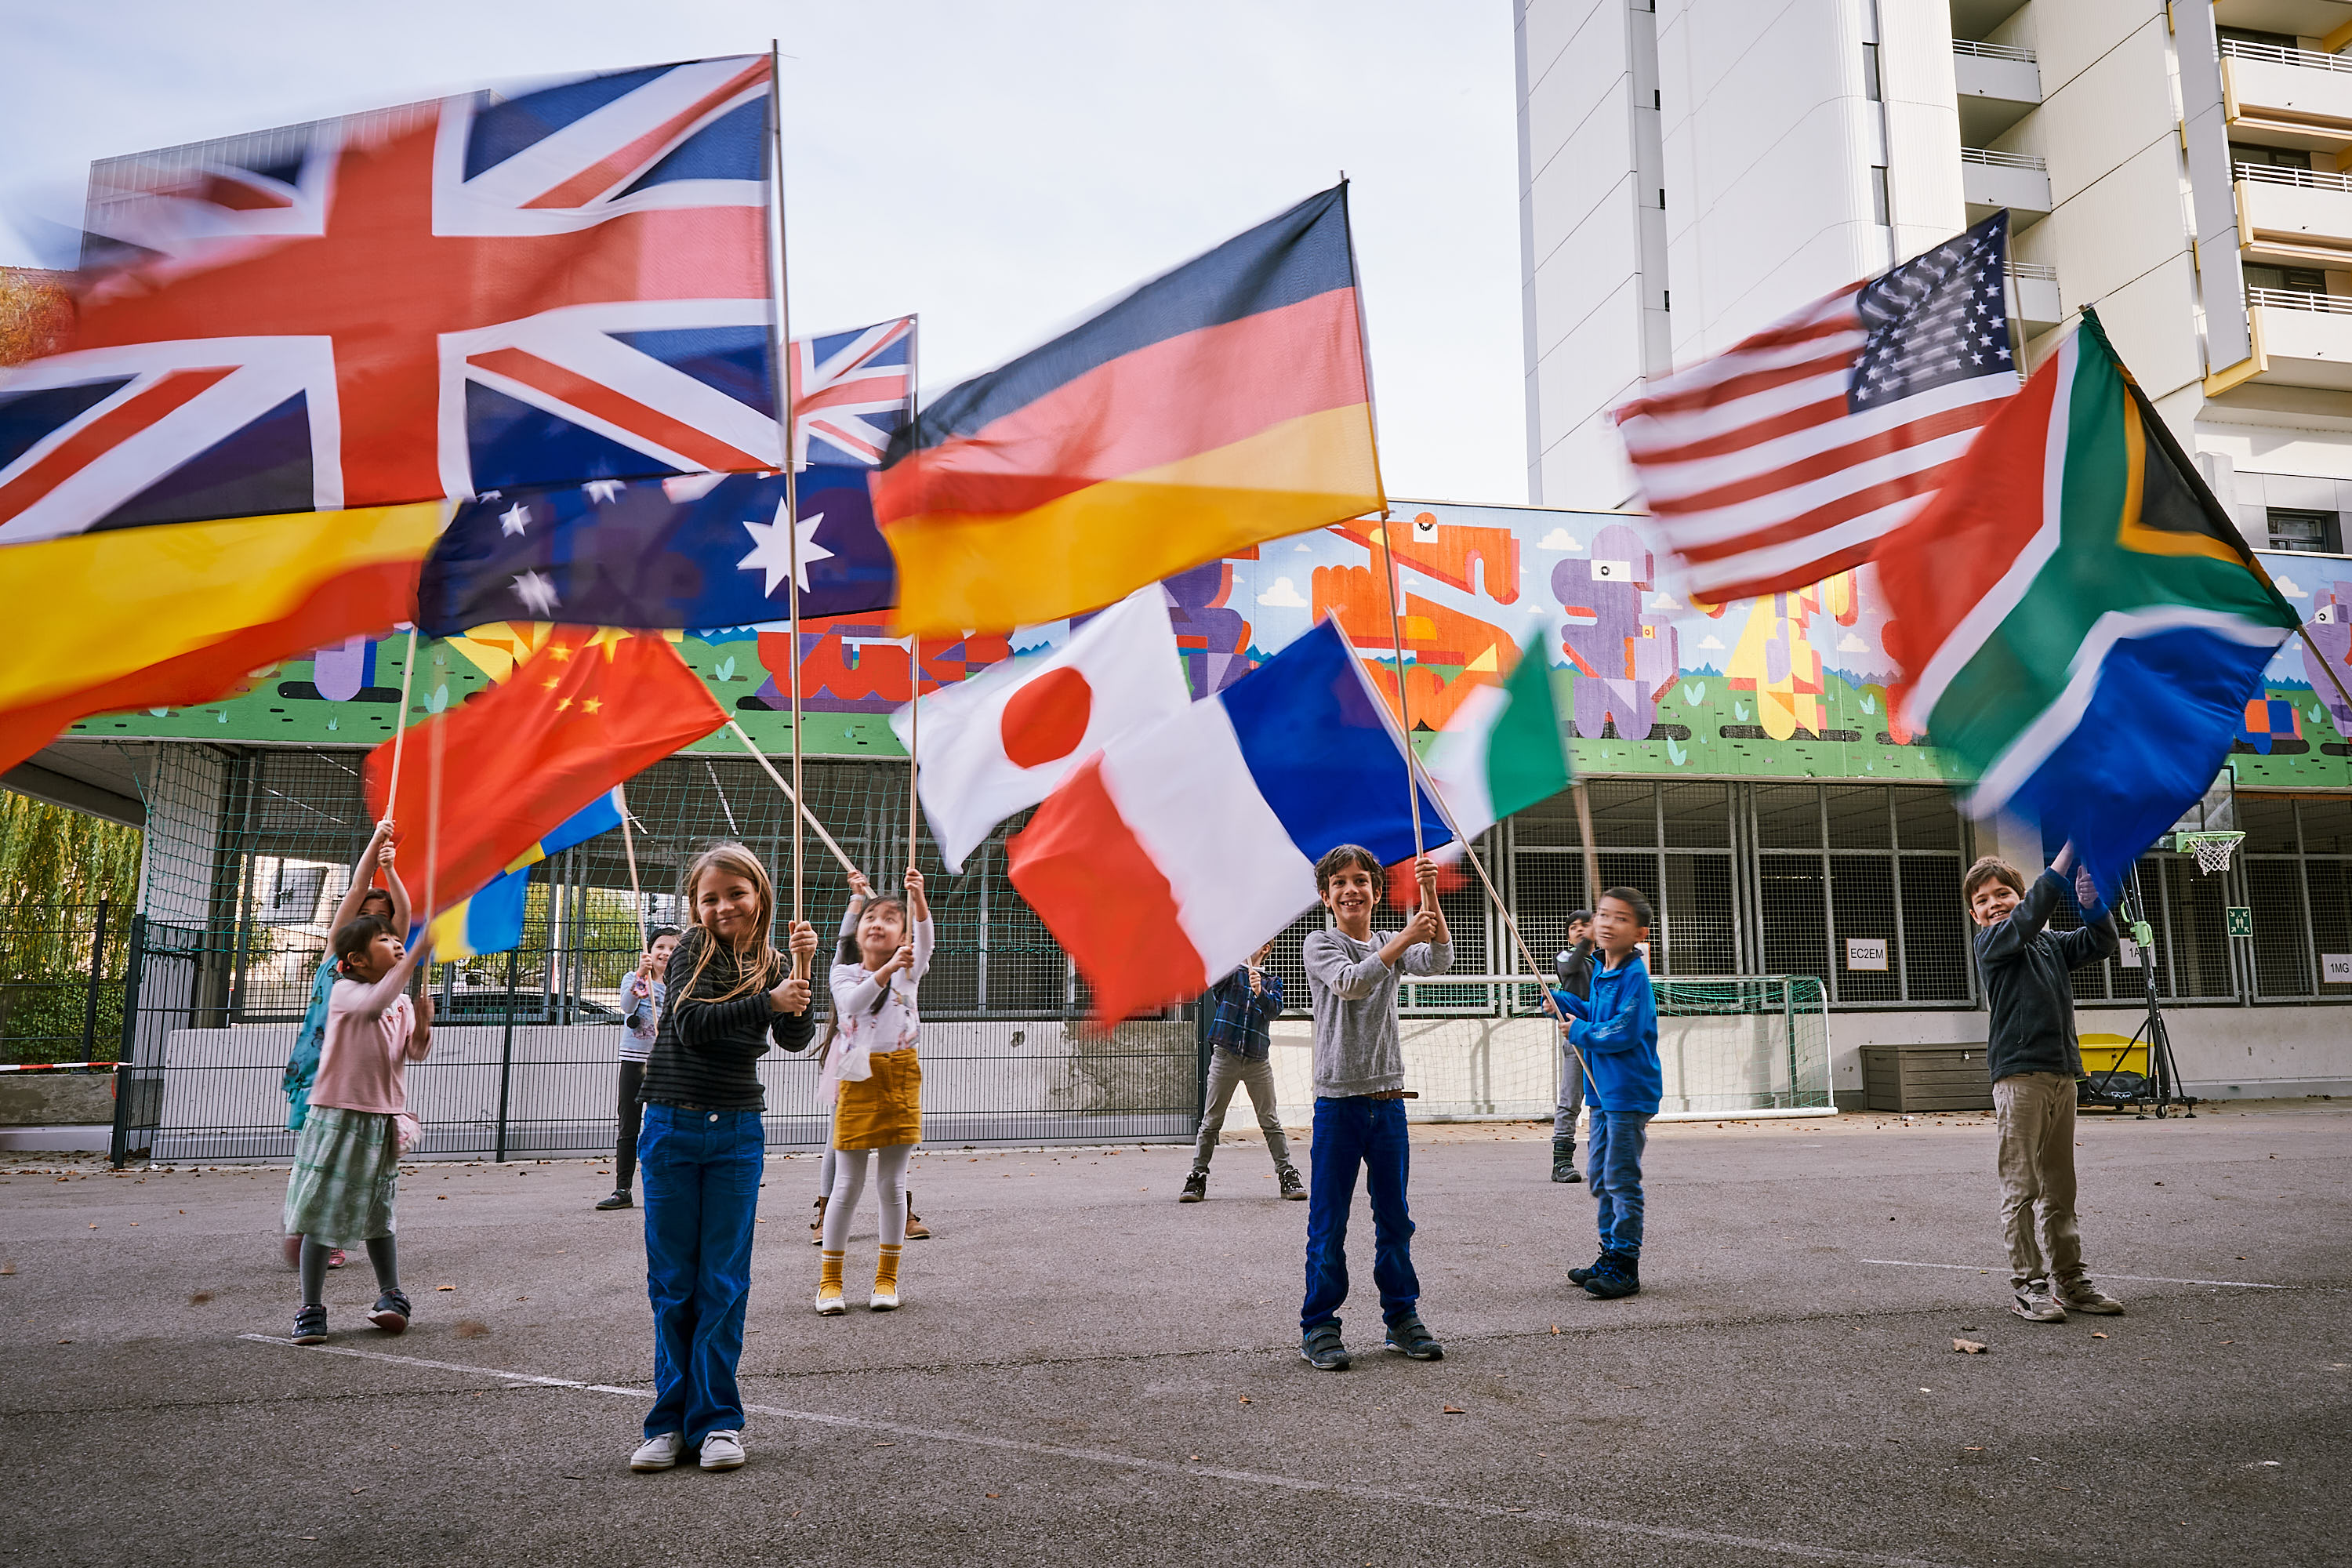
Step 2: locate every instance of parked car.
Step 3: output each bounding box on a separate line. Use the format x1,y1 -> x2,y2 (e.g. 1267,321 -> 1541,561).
430,989 -> 626,1026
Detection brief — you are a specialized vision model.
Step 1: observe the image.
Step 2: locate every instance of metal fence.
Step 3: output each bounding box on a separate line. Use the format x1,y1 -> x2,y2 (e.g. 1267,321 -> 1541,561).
0,902 -> 129,1066
107,907 -> 1207,1165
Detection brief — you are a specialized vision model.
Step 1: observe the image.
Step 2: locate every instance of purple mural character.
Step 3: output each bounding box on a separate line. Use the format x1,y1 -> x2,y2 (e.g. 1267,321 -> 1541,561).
1554,523 -> 1678,741
2311,582 -> 2352,734
1163,560 -> 1254,698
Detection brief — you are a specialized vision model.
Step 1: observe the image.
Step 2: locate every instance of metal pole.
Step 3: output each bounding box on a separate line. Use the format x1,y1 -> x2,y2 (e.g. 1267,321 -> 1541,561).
762,41 -> 808,960
1572,782 -> 1601,913
108,913 -> 147,1169
495,942 -> 517,1163
82,899 -> 107,1061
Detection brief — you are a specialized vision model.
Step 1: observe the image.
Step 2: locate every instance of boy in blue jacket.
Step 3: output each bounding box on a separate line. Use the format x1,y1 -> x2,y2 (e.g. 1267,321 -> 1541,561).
1549,886 -> 1661,1300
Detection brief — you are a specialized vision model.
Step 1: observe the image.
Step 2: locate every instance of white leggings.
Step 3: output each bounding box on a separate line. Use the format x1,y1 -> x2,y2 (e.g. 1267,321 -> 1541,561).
821,1144 -> 913,1251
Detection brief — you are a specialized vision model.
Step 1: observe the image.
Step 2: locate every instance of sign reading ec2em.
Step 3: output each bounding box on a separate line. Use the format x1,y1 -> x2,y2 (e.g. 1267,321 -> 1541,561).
1844,937 -> 1889,971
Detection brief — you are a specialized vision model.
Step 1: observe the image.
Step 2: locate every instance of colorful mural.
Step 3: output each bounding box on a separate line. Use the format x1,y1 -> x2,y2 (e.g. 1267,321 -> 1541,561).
56,502 -> 2352,789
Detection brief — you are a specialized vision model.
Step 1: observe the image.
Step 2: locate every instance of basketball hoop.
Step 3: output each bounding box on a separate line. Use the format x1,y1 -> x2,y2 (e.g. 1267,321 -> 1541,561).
2173,830 -> 2244,876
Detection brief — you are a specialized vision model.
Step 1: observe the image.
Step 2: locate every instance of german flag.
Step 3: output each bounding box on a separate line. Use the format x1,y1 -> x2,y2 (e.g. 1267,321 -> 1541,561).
872,184 -> 1384,636
0,505 -> 440,775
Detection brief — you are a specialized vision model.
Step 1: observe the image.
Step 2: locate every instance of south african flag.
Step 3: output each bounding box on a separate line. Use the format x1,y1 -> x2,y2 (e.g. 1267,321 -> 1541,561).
1878,309 -> 2300,895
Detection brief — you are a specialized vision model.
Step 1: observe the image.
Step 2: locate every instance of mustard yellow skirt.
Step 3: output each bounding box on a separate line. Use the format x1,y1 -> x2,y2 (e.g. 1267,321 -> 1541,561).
833,1047 -> 922,1149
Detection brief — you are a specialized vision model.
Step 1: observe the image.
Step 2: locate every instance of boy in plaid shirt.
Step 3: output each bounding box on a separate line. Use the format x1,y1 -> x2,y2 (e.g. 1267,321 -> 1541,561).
1181,943 -> 1304,1202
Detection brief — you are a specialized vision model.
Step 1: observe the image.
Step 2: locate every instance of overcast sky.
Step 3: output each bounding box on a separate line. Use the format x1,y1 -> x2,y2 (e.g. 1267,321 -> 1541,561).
0,0 -> 1528,505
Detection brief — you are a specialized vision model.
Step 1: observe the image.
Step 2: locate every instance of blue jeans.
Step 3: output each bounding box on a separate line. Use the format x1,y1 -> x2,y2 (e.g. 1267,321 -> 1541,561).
1587,1109 -> 1651,1256
1300,1096 -> 1418,1331
640,1105 -> 764,1443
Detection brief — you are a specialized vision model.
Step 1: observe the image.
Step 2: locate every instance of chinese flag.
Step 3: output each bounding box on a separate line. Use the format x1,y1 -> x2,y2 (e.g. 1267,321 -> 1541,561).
365,629 -> 724,916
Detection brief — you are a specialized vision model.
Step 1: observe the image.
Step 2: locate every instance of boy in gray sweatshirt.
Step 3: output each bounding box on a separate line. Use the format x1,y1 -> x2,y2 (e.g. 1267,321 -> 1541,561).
1297,844 -> 1451,1371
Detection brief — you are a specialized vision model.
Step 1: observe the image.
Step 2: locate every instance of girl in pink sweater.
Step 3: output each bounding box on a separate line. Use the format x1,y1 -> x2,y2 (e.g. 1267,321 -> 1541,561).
284,915 -> 434,1345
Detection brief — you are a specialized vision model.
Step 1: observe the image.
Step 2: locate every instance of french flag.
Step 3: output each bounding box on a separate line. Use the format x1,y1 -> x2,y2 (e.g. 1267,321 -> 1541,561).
1006,617 -> 1452,1021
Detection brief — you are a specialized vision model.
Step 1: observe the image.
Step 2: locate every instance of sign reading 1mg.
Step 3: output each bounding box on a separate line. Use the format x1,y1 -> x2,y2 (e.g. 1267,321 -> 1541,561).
2324,953 -> 2352,985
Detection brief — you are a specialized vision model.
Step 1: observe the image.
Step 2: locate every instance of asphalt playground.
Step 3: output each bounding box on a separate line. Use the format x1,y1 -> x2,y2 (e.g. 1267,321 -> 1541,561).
1,1102 -> 2345,1567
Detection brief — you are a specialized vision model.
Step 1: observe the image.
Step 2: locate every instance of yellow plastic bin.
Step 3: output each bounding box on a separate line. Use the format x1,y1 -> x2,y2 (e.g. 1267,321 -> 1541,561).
2078,1033 -> 2149,1080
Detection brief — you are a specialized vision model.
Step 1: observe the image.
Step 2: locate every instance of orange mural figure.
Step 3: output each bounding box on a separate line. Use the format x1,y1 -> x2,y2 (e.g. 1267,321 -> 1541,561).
1721,571 -> 1859,740
1330,512 -> 1522,605
1309,563 -> 1519,731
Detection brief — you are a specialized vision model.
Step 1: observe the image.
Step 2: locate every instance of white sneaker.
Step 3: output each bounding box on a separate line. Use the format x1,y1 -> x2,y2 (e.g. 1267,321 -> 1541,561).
869,1287 -> 900,1312
699,1430 -> 746,1470
630,1432 -> 684,1472
815,1287 -> 847,1316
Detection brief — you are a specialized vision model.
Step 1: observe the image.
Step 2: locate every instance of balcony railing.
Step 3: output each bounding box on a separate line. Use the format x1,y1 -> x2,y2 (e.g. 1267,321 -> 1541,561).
2249,286 -> 2352,314
2235,161 -> 2352,192
2220,38 -> 2352,74
2012,260 -> 2057,281
1961,147 -> 2046,169
1954,39 -> 2037,64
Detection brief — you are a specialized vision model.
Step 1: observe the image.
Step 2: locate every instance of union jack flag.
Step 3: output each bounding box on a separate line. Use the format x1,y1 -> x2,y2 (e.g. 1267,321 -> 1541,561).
0,56 -> 781,545
790,316 -> 914,467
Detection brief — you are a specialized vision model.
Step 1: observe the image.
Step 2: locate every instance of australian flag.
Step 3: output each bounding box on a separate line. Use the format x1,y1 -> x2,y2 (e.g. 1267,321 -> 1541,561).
417,317 -> 913,633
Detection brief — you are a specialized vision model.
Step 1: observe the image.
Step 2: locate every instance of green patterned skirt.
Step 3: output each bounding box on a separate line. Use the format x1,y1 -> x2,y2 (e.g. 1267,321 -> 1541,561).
283,1105 -> 400,1247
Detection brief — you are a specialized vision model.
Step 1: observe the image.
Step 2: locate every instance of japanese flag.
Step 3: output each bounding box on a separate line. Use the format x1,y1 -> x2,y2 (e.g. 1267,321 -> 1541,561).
889,586 -> 1192,872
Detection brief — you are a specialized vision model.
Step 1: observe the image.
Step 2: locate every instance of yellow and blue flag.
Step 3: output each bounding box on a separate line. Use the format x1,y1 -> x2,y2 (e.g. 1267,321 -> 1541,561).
421,788 -> 626,960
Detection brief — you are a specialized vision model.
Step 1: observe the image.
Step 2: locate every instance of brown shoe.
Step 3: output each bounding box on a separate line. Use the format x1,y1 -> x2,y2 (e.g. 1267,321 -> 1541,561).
809,1192 -> 826,1247
904,1190 -> 931,1240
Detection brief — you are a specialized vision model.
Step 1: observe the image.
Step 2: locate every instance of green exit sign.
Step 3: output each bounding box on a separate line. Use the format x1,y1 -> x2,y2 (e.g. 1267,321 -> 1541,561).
2227,907 -> 2254,938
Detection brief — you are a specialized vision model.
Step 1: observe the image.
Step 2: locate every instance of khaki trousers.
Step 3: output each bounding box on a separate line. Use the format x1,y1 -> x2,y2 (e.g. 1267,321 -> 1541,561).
1991,1071 -> 2084,1291
1192,1047 -> 1290,1171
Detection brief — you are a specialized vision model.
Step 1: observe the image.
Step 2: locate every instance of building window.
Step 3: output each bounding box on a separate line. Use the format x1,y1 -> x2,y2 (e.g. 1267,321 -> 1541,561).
1861,42 -> 1882,102
1506,781 -> 1976,1009
2267,508 -> 2343,553
1869,165 -> 1891,225
2245,263 -> 2328,295
2231,142 -> 2312,172
2218,27 -> 2299,50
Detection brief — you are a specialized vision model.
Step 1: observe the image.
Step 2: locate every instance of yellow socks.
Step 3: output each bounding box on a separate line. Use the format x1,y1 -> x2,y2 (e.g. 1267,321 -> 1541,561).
875,1243 -> 902,1295
817,1249 -> 845,1314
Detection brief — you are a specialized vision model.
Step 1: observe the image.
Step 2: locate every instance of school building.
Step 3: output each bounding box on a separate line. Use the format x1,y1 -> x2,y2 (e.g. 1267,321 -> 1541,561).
5,495 -> 2346,1160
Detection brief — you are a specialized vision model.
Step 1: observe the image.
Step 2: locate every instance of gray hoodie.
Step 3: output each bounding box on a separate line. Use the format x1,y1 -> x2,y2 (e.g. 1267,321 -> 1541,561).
1301,927 -> 1454,1098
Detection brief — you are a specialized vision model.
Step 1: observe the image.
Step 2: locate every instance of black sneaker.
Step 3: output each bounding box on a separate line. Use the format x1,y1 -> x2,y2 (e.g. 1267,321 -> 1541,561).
594,1190 -> 633,1210
1178,1171 -> 1207,1203
1551,1138 -> 1582,1184
1566,1251 -> 1609,1286
367,1290 -> 412,1334
1383,1312 -> 1444,1360
1582,1252 -> 1640,1300
1276,1163 -> 1306,1200
1300,1322 -> 1349,1370
291,1305 -> 328,1345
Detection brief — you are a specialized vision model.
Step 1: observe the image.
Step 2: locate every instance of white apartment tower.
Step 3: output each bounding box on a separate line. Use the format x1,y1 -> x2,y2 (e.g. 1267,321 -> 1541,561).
1519,0 -> 2352,558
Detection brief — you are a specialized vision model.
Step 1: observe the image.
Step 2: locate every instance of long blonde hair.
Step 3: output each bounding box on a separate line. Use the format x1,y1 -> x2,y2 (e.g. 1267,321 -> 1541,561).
675,841 -> 782,1007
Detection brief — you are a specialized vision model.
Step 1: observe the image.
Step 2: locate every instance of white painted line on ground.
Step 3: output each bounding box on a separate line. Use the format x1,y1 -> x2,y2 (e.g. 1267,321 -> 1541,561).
1859,1259 -> 2295,1290
237,1334 -> 1953,1567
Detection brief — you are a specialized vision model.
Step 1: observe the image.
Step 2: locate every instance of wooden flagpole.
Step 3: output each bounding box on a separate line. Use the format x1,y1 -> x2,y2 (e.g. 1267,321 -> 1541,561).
382,626 -> 420,835
724,718 -> 859,877
764,41 -> 808,976
905,315 -> 923,877
616,782 -> 648,956
1374,517 -> 1426,882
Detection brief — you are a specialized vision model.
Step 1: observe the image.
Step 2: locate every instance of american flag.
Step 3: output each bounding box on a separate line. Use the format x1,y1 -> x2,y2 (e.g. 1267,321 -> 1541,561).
790,317 -> 914,467
1613,212 -> 2016,602
0,56 -> 780,545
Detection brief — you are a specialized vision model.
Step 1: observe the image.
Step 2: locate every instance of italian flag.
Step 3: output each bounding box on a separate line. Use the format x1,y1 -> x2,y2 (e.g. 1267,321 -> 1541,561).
1876,310 -> 2299,893
1422,629 -> 1573,842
